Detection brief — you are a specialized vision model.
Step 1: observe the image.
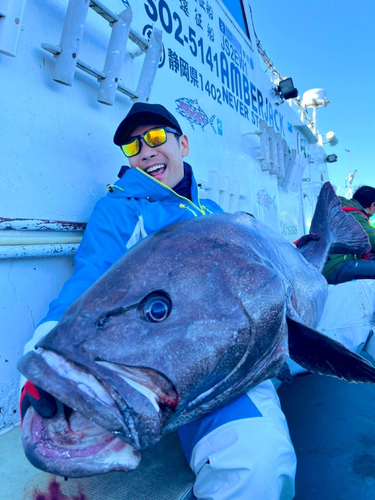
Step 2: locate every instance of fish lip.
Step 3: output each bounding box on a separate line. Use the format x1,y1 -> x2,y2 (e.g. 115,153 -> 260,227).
21,407 -> 141,477
18,350 -> 178,450
92,360 -> 179,448
18,349 -> 132,443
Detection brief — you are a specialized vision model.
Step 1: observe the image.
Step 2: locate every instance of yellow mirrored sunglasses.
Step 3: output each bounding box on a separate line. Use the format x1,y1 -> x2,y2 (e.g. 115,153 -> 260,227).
121,127 -> 181,158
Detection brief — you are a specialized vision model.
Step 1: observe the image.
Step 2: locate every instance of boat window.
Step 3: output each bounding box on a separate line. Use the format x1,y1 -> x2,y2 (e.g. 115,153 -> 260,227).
221,0 -> 249,38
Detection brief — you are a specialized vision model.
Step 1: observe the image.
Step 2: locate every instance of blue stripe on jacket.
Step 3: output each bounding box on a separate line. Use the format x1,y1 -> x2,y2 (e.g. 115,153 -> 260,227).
178,393 -> 262,464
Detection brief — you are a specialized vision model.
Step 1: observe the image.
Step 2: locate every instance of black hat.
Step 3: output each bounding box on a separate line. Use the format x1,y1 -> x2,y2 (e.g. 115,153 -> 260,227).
113,102 -> 183,146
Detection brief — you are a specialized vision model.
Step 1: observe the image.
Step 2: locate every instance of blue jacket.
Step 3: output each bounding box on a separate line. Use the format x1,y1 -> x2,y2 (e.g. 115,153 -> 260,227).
43,165 -> 223,322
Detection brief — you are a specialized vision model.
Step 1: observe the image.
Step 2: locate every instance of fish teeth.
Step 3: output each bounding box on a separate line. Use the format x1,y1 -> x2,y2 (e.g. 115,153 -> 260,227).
146,164 -> 165,173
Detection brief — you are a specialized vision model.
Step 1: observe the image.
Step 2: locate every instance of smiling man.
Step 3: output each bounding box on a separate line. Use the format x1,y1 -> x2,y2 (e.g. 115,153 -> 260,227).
21,103 -> 296,500
114,103 -> 189,188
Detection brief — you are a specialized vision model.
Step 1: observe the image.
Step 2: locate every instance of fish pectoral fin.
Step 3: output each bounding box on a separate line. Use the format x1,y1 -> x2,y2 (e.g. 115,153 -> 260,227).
287,317 -> 375,384
276,362 -> 292,384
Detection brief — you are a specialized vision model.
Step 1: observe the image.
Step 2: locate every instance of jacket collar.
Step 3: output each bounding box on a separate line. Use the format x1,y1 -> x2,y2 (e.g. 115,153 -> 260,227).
113,162 -> 201,205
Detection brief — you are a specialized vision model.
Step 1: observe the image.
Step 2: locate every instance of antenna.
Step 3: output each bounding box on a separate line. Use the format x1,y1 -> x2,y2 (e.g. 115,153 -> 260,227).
301,89 -> 330,135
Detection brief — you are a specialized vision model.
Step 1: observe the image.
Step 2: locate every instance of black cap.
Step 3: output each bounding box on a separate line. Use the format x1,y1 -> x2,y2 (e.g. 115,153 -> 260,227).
113,102 -> 183,146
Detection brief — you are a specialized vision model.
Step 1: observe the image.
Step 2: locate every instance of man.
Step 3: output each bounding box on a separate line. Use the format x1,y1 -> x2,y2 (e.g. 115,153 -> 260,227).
323,185 -> 375,284
21,103 -> 296,499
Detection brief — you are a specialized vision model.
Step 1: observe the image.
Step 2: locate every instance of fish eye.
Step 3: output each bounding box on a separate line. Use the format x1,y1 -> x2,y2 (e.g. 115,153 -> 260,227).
141,293 -> 172,323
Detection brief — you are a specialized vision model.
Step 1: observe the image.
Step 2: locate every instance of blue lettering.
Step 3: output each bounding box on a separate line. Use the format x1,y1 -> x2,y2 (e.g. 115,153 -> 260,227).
244,104 -> 249,120
257,89 -> 264,120
243,74 -> 250,106
280,114 -> 285,137
234,96 -> 240,112
264,98 -> 269,121
220,52 -> 230,88
225,39 -> 230,56
251,111 -> 256,125
250,82 -> 257,113
274,109 -> 280,132
220,34 -> 225,51
228,92 -> 234,109
230,63 -> 242,99
268,103 -> 273,126
222,86 -> 229,104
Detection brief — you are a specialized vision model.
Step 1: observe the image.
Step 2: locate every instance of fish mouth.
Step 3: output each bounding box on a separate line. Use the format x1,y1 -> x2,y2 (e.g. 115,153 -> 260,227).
94,360 -> 178,414
22,406 -> 141,477
18,349 -> 178,457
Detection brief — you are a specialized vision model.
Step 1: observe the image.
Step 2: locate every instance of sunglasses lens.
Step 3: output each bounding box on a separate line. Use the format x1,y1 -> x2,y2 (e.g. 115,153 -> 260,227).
121,128 -> 171,157
144,128 -> 167,147
122,139 -> 139,157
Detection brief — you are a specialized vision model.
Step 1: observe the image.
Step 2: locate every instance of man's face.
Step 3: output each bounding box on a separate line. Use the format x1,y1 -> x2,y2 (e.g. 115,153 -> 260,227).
127,123 -> 189,189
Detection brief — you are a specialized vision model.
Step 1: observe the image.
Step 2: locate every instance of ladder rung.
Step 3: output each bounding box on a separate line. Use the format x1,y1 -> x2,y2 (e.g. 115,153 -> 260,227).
89,0 -> 117,23
89,1 -> 149,51
117,83 -> 139,99
42,44 -> 104,79
129,29 -> 149,51
77,59 -> 106,79
41,43 -> 139,99
41,43 -> 61,55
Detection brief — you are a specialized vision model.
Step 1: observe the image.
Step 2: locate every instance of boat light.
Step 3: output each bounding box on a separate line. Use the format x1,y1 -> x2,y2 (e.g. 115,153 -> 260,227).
325,154 -> 338,163
274,78 -> 298,101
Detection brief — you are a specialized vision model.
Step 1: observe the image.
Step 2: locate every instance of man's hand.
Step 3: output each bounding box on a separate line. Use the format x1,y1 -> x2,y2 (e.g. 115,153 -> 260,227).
20,381 -> 57,425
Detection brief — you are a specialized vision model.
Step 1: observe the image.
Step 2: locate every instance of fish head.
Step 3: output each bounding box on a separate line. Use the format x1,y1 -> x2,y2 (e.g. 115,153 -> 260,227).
18,214 -> 289,476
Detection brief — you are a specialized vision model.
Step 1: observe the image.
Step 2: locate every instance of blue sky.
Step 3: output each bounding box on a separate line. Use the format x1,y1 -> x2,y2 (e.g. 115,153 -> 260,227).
250,0 -> 375,193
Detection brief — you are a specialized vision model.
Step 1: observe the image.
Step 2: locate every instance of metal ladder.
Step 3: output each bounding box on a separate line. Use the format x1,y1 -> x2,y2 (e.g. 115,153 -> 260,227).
41,0 -> 163,106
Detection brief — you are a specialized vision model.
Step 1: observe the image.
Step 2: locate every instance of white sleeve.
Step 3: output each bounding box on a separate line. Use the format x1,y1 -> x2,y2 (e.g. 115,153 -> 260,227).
20,321 -> 59,389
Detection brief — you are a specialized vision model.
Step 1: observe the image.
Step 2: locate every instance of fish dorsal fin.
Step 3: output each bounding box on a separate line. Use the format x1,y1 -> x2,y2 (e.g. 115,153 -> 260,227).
298,182 -> 370,272
287,317 -> 375,383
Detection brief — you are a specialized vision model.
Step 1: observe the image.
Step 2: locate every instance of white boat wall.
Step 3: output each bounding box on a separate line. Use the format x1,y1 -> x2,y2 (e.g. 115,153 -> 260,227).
0,0 -> 332,434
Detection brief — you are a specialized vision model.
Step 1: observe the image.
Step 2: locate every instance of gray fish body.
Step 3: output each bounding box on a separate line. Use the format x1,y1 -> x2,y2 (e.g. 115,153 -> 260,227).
18,183 -> 375,477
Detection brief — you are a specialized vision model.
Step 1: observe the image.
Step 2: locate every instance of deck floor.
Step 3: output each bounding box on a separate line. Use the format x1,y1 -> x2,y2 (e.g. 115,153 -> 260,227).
278,373 -> 375,500
0,428 -> 195,500
1,374 -> 375,499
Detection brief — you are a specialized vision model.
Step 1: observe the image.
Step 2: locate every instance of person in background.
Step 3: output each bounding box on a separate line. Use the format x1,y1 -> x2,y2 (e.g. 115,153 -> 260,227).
20,102 -> 296,500
323,185 -> 375,284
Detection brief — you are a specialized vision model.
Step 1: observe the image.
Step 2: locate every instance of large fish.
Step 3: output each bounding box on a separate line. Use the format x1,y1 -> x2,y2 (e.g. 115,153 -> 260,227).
18,183 -> 375,478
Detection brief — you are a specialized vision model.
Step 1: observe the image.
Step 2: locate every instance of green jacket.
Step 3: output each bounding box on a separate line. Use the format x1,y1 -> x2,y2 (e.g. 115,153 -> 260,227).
323,196 -> 375,277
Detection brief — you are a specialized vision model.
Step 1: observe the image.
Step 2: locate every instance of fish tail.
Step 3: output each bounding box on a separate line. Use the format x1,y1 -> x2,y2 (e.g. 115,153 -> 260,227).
299,182 -> 370,271
210,115 -> 217,134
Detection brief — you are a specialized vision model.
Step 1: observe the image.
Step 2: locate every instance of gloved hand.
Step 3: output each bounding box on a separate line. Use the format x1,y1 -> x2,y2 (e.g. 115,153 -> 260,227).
20,380 -> 57,425
294,233 -> 320,249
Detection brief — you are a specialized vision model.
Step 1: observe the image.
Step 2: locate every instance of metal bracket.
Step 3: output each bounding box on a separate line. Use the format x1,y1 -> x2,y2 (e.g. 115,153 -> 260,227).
0,0 -> 27,57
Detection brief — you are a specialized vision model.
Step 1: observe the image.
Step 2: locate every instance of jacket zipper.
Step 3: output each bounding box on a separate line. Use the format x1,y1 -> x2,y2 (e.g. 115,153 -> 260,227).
136,168 -> 206,215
